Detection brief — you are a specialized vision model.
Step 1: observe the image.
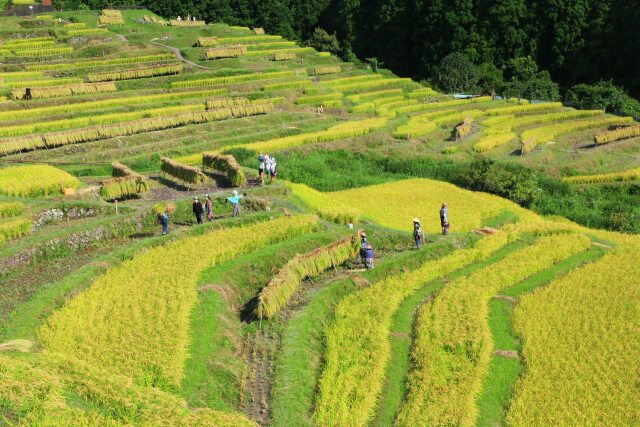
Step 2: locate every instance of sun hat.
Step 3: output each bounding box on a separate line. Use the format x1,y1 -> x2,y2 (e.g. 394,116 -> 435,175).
413,218 -> 420,223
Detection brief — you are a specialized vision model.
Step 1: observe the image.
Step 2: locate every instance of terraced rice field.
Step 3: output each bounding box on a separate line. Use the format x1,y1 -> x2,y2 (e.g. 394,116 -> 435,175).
0,8 -> 638,426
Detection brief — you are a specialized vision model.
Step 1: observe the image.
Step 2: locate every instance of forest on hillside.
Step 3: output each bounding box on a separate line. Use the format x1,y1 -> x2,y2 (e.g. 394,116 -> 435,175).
51,0 -> 640,114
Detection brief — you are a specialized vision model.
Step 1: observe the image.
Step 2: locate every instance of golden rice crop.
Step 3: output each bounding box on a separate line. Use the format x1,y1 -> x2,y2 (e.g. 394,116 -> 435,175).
375,99 -> 419,116
472,132 -> 516,152
272,51 -> 297,61
594,124 -> 640,145
171,70 -> 294,88
330,178 -> 538,233
161,157 -> 207,185
0,217 -> 32,245
311,65 -> 342,75
221,117 -> 388,154
10,47 -> 73,57
0,201 -> 24,217
392,95 -> 492,114
506,241 -> 640,426
169,19 -> 206,26
98,9 -> 124,25
87,63 -> 182,82
5,77 -> 83,89
285,181 -> 360,224
204,46 -> 247,59
111,161 -> 142,178
67,28 -> 109,36
0,104 -> 203,138
256,234 -> 358,319
314,231 -> 512,426
327,77 -> 414,93
391,109 -> 456,139
520,116 -> 634,154
35,14 -> 54,20
396,233 -> 590,426
262,79 -> 312,91
295,92 -> 342,105
99,175 -> 147,200
11,81 -> 116,100
40,104 -> 271,149
562,167 -> 640,184
494,109 -> 605,132
38,215 -> 317,389
205,96 -> 250,109
196,36 -> 218,47
0,70 -> 44,79
64,22 -> 86,29
408,87 -> 438,98
202,152 -> 246,186
244,47 -> 314,57
25,53 -> 174,71
2,40 -> 55,49
455,116 -> 474,139
216,35 -> 283,44
322,74 -> 383,87
0,134 -> 46,154
349,102 -> 375,113
253,27 -> 266,35
345,88 -> 403,103
0,164 -> 78,197
317,51 -> 331,57
485,101 -> 563,116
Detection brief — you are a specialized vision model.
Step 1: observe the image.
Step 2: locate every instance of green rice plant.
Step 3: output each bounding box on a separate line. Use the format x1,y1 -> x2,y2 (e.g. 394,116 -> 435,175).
39,215 -> 317,389
171,70 -> 294,88
67,28 -> 109,36
594,124 -> 640,145
100,176 -> 147,200
562,167 -> 640,184
295,92 -> 342,105
35,14 -> 54,20
311,65 -> 341,75
256,235 -> 358,319
205,96 -> 250,109
169,19 -> 206,27
5,77 -> 83,89
204,46 -> 247,59
216,35 -> 283,44
473,132 -> 516,152
64,22 -> 86,29
0,201 -> 24,218
288,182 -> 360,224
161,157 -> 207,185
0,218 -> 32,245
10,47 -> 73,57
396,234 -> 590,426
87,63 -> 183,82
202,152 -> 246,186
262,79 -> 311,91
10,82 -> 116,100
272,51 -> 296,61
25,53 -> 174,71
520,116 -> 635,154
0,164 -> 78,197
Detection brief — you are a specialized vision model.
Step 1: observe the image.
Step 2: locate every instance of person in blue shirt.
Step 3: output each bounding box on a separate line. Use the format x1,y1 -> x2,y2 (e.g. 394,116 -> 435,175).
364,243 -> 374,270
160,211 -> 169,235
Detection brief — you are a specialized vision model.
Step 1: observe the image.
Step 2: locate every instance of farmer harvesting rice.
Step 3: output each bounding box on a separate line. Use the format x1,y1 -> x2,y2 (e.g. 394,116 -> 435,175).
413,218 -> 424,249
258,154 -> 265,184
364,243 -> 374,270
270,157 -> 277,182
265,154 -> 272,179
192,196 -> 204,224
440,202 -> 449,235
357,231 -> 368,266
204,194 -> 213,222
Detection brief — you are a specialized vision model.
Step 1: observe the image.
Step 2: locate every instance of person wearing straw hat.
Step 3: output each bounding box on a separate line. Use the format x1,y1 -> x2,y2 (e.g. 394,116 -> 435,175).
440,202 -> 449,235
204,194 -> 213,221
412,218 -> 424,249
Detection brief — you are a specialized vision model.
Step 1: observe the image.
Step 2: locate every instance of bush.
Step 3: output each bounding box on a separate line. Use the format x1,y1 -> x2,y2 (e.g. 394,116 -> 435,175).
566,81 -> 640,118
434,52 -> 478,93
306,27 -> 340,54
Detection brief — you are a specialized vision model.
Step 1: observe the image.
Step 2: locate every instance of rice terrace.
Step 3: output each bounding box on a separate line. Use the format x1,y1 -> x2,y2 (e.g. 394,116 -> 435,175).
0,3 -> 638,426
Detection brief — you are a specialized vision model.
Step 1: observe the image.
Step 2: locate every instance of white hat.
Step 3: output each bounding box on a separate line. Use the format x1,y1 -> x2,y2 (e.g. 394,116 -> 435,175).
413,218 -> 420,223
232,190 -> 238,197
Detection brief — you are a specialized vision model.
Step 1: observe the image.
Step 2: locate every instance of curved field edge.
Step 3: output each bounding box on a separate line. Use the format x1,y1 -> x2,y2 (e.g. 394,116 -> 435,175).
475,245 -> 606,426
506,241 -> 640,425
269,234 -> 468,427
372,234 -> 534,426
181,230 -> 340,411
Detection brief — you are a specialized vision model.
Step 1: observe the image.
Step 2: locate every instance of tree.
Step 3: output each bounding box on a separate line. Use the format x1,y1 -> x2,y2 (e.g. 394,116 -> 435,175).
566,81 -> 640,117
306,27 -> 340,54
476,62 -> 503,94
434,52 -> 478,93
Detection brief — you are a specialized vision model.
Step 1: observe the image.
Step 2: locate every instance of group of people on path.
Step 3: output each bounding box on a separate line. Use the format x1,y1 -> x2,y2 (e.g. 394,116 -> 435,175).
192,191 -> 242,224
257,154 -> 277,184
412,202 -> 450,249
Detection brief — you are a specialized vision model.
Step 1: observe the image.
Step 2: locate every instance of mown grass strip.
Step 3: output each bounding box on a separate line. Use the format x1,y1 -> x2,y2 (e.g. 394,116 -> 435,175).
475,245 -> 606,426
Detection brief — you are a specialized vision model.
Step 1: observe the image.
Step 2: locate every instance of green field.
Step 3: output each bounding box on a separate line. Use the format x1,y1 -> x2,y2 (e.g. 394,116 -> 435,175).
0,9 -> 639,426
